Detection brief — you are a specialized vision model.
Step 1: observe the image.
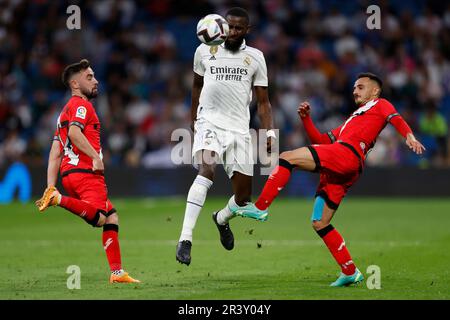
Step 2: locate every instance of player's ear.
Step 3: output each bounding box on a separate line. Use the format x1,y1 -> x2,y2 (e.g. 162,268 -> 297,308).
246,24 -> 251,35
69,78 -> 79,90
374,86 -> 381,97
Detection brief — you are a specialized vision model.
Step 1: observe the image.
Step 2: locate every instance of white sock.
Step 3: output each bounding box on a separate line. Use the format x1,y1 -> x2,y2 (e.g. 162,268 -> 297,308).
217,195 -> 238,225
56,193 -> 62,205
179,175 -> 213,242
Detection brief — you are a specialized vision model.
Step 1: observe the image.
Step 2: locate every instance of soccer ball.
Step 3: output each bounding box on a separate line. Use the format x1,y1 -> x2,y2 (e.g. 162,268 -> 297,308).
196,14 -> 229,46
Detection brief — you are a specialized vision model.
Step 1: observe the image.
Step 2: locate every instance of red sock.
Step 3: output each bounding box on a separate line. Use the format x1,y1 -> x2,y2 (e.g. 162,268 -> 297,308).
103,224 -> 122,271
317,225 -> 356,275
60,196 -> 99,224
255,159 -> 293,210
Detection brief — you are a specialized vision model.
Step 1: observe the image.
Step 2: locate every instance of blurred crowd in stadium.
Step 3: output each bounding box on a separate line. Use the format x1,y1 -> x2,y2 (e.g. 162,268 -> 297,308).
1,0 -> 449,169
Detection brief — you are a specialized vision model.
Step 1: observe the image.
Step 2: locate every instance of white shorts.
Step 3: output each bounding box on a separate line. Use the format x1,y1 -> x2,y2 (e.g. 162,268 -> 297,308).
192,120 -> 254,178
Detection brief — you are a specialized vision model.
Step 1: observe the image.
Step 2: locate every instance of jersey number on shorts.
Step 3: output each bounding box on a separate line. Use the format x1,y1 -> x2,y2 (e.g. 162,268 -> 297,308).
204,129 -> 217,144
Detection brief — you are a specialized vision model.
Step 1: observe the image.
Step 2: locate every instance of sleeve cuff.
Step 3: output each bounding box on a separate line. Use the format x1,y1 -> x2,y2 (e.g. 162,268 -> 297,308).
386,113 -> 400,122
69,121 -> 85,130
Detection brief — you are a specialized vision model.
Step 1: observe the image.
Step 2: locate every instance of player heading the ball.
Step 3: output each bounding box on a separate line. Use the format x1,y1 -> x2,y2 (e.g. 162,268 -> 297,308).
176,7 -> 276,266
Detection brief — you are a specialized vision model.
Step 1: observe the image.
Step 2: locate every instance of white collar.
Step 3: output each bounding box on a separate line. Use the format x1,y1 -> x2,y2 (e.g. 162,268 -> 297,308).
363,99 -> 378,107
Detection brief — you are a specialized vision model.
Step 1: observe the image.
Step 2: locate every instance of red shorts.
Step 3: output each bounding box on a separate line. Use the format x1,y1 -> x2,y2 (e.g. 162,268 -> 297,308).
62,173 -> 115,215
307,143 -> 362,210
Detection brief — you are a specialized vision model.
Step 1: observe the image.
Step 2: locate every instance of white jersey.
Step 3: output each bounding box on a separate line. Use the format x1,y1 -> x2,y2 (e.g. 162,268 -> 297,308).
193,40 -> 268,134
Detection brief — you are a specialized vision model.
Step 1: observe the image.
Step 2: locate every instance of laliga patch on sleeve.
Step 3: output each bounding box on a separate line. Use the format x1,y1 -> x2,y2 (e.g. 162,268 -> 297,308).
75,106 -> 87,119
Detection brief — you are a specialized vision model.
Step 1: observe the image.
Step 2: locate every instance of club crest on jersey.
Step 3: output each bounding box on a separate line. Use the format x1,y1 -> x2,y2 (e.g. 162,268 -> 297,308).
243,56 -> 251,66
75,106 -> 87,119
209,45 -> 218,59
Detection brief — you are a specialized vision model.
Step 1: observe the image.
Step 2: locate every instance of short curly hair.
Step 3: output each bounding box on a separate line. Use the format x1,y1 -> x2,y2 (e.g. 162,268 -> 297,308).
226,7 -> 250,25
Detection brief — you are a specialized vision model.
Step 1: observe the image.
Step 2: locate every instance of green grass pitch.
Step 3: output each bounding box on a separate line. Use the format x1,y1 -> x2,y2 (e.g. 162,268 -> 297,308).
0,197 -> 449,300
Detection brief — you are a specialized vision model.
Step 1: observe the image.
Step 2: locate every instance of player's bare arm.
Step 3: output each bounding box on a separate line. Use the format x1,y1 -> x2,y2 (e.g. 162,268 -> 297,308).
255,86 -> 274,152
68,125 -> 104,173
406,133 -> 426,155
383,104 -> 425,156
47,140 -> 63,187
191,72 -> 203,132
36,140 -> 63,209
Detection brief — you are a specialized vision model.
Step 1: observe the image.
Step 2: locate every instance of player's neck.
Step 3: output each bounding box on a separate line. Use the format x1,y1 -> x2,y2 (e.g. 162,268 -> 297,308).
358,97 -> 378,106
71,90 -> 88,100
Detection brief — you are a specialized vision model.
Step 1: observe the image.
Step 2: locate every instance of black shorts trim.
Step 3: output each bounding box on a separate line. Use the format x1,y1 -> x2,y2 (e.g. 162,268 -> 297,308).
61,168 -> 103,177
337,142 -> 361,161
279,158 -> 296,171
337,142 -> 363,173
105,208 -> 117,217
315,190 -> 339,210
307,146 -> 321,172
86,210 -> 103,227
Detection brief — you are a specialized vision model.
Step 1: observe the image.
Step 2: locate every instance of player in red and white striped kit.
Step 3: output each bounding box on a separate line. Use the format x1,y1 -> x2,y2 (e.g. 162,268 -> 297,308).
36,59 -> 139,284
234,73 -> 425,286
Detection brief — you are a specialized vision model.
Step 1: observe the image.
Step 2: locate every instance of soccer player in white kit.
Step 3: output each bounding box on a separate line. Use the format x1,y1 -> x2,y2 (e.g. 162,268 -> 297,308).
176,7 -> 275,265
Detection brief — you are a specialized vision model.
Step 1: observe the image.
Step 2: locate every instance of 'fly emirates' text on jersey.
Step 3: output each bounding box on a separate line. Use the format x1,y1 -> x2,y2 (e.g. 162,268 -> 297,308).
53,96 -> 102,176
193,40 -> 268,134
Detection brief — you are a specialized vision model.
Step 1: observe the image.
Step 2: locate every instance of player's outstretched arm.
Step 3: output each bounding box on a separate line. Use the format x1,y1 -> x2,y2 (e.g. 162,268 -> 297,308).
405,133 -> 426,155
389,116 -> 425,155
298,102 -> 332,144
68,125 -> 104,173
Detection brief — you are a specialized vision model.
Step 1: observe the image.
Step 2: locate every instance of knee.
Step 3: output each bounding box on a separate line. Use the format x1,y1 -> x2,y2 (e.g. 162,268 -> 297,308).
280,151 -> 292,161
312,219 -> 329,231
105,213 -> 119,225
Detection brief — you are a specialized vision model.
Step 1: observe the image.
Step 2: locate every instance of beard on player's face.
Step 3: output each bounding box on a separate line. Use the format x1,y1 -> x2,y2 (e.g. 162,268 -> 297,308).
81,86 -> 98,100
353,90 -> 369,105
225,36 -> 244,52
354,91 -> 378,106
354,96 -> 363,105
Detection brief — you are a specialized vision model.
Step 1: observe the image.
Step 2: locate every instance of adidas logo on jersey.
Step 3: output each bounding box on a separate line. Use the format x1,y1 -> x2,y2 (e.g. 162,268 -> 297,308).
209,56 -> 216,60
